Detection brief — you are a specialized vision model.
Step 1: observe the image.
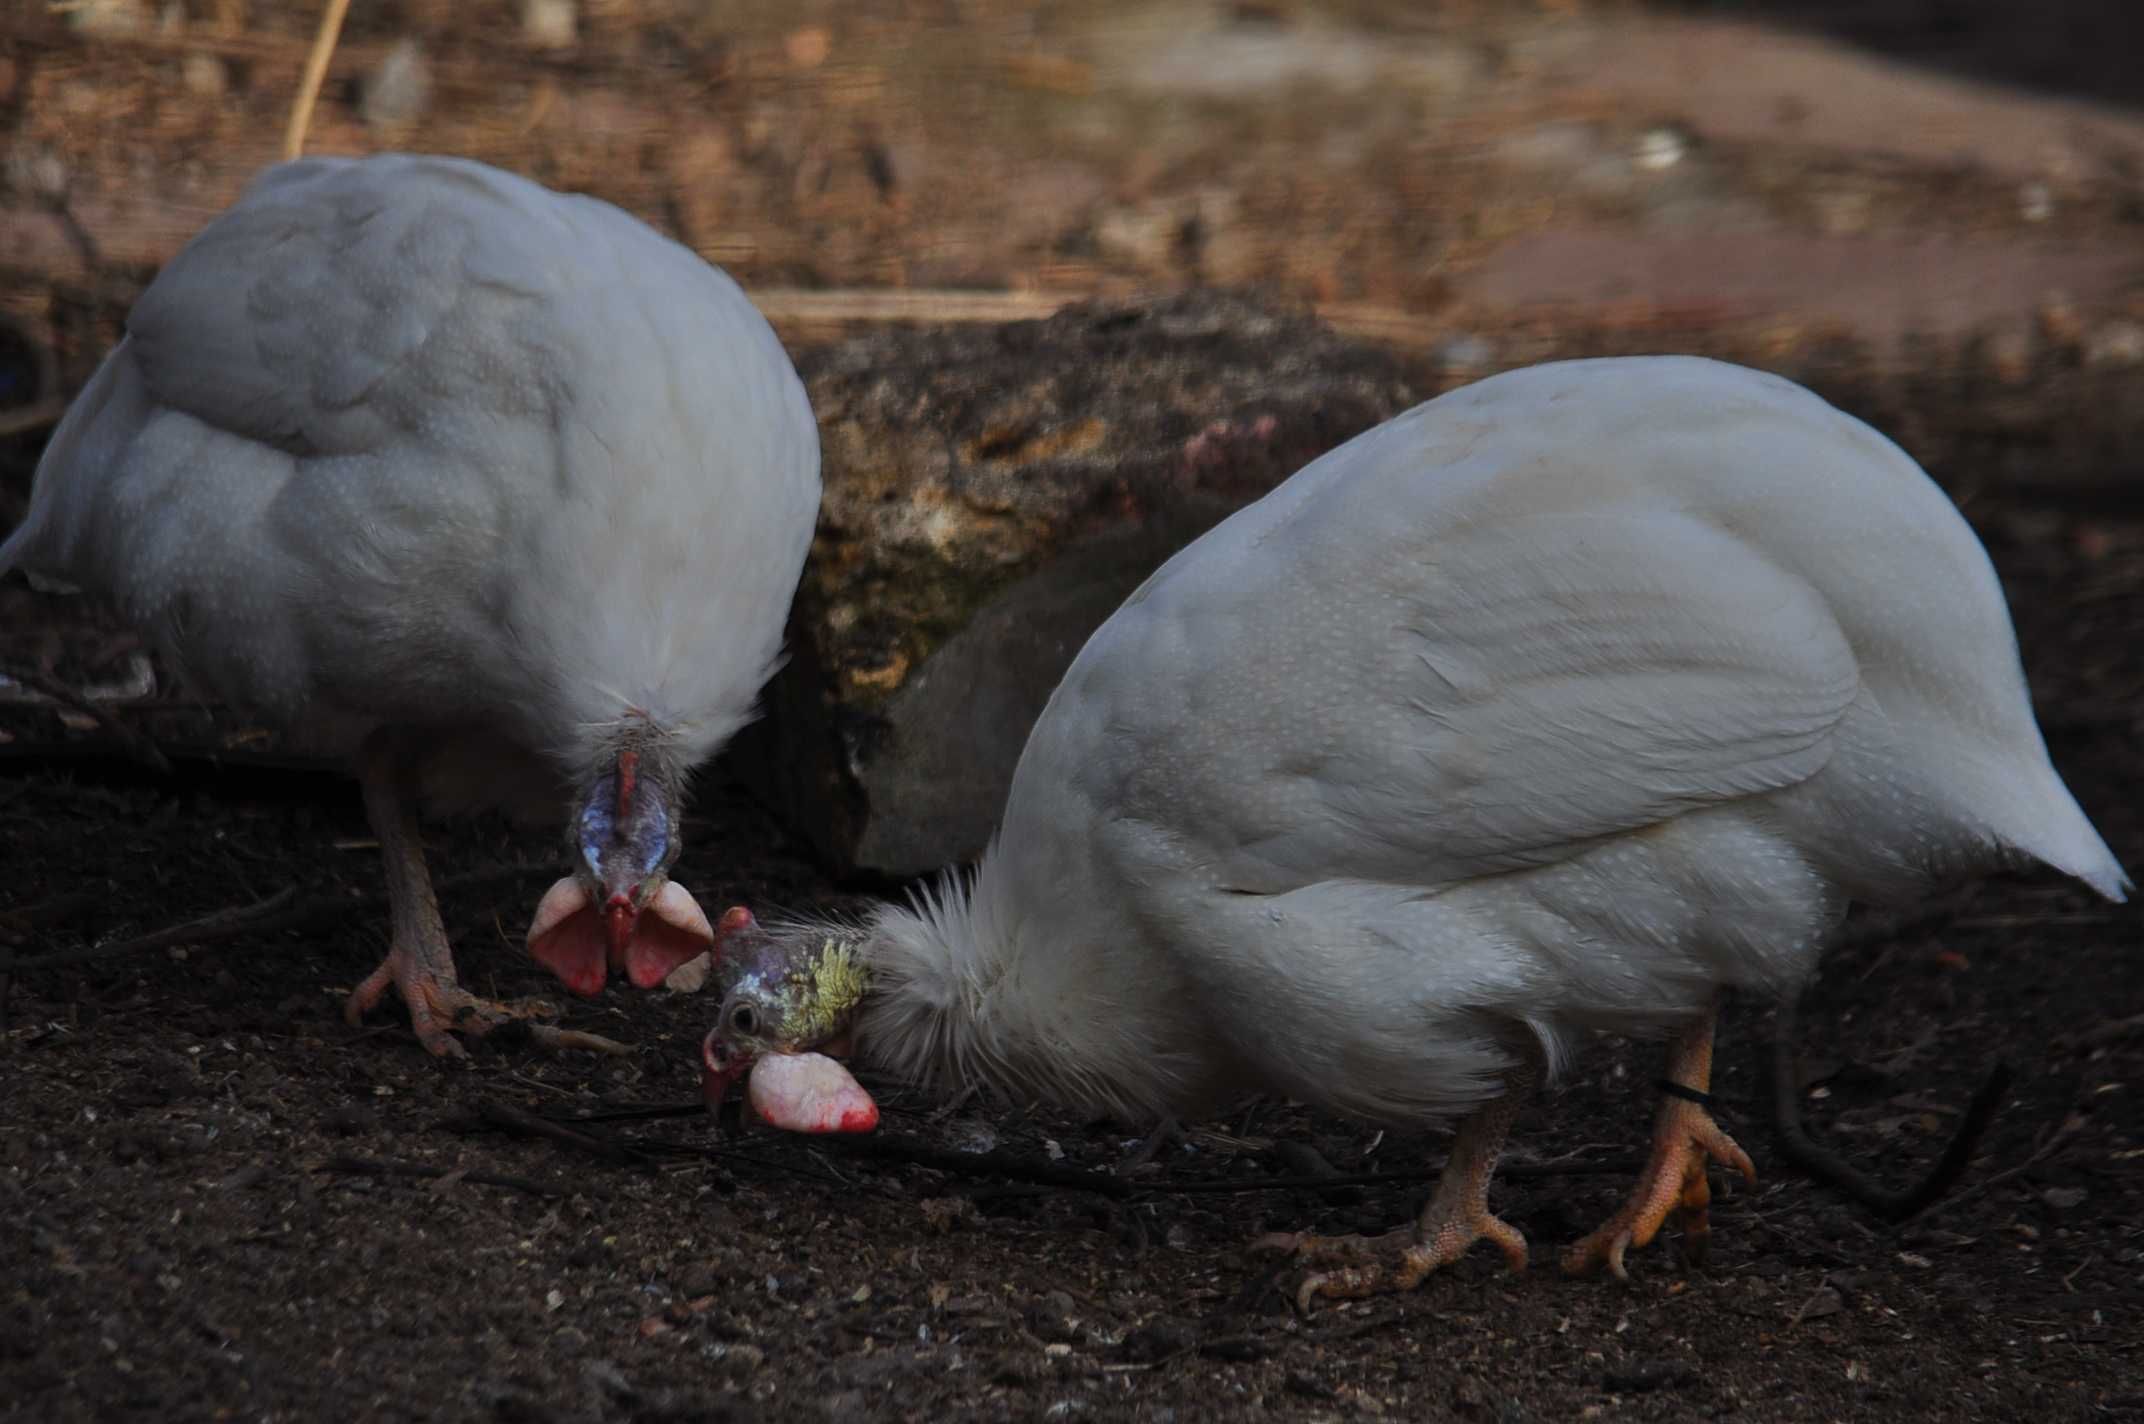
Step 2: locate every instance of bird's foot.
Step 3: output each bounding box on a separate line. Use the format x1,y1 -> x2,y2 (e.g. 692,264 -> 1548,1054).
344,947 -> 561,1058
1254,1199 -> 1529,1312
1561,1095 -> 1755,1281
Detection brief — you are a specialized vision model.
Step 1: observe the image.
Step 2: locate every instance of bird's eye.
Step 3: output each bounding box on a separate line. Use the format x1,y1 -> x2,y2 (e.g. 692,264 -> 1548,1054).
730,1004 -> 759,1036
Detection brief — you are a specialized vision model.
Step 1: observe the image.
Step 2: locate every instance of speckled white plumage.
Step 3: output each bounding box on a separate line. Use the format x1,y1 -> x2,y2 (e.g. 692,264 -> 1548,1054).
852,356 -> 2126,1128
1,153 -> 819,810
1,155 -> 821,1040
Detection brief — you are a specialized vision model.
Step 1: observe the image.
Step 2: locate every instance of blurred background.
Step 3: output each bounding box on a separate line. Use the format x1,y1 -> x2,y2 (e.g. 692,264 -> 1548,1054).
6,0 -> 2144,868
5,0 -> 2144,403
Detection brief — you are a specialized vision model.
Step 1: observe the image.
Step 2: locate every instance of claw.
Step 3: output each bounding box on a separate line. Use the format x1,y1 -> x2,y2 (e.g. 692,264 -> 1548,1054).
1258,1205 -> 1529,1312
344,942 -> 562,1056
1563,1009 -> 1756,1280
1253,1076 -> 1537,1311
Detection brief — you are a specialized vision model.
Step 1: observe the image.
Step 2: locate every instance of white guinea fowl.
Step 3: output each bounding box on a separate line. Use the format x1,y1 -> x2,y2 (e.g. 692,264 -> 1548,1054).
0,154 -> 820,1054
702,355 -> 2126,1300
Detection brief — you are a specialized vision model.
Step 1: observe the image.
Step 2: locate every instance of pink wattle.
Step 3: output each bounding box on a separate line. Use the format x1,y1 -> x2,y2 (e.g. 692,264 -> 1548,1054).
745,1052 -> 880,1135
527,877 -> 608,996
527,877 -> 715,996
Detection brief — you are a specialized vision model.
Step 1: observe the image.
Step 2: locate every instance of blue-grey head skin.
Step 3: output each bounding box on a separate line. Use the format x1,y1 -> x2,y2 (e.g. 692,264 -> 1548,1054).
528,732 -> 716,997
575,749 -> 677,953
698,906 -> 874,1115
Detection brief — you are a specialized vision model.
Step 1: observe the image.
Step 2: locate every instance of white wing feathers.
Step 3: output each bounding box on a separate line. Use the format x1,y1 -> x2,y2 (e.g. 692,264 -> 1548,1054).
128,157 -> 561,459
1119,508 -> 1861,896
2,154 -> 821,784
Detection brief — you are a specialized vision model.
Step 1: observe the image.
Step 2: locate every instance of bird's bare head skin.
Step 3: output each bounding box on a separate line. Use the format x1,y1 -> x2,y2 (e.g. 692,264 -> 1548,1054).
699,906 -> 878,1136
526,726 -> 716,997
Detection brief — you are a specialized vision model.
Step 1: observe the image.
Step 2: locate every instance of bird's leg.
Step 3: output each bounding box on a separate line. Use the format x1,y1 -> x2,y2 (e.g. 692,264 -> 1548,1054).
1561,1002 -> 1756,1281
1254,1060 -> 1536,1312
342,733 -> 558,1057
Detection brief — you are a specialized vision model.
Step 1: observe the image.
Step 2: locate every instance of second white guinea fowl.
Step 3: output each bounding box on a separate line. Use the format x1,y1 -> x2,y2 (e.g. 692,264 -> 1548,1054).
0,155 -> 820,1054
700,355 -> 2127,1299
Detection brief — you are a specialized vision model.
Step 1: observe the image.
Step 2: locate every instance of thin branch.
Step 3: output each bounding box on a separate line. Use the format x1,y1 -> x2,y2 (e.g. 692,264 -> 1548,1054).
819,1130 -> 1640,1199
11,886 -> 301,972
1153,1155 -> 1644,1194
284,0 -> 353,161
1904,1110 -> 2085,1225
749,288 -> 1068,328
517,1023 -> 635,1057
742,288 -> 1446,349
1764,993 -> 2012,1223
438,1099 -> 655,1167
316,1154 -> 563,1198
827,1132 -> 1137,1197
0,663 -> 171,773
2063,1012 -> 2144,1051
8,862 -> 552,973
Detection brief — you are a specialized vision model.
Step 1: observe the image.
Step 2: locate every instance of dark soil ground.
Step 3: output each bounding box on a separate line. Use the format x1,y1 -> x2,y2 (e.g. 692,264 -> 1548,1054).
3,428 -> 2141,1424
5,1 -> 2144,1419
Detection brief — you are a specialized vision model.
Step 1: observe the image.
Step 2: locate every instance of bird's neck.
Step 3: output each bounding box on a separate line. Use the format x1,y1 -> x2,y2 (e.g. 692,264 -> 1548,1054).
850,865 -> 1197,1127
571,715 -> 688,828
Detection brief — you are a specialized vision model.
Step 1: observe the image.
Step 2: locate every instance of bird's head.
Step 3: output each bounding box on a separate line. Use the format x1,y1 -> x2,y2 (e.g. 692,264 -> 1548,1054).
700,906 -> 878,1134
526,744 -> 716,996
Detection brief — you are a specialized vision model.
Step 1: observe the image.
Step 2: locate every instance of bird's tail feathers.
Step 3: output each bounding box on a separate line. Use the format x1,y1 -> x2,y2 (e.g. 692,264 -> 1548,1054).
1988,764 -> 2130,904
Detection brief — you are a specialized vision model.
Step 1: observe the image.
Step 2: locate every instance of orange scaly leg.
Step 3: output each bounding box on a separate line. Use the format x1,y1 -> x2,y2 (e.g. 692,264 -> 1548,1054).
1256,1061 -> 1535,1312
1561,1004 -> 1755,1281
341,733 -> 560,1056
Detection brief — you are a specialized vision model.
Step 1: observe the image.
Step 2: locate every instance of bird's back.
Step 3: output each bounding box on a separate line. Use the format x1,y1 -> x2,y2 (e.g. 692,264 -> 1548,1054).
1,155 -> 820,789
959,357 -> 2122,1121
1029,356 -> 2119,901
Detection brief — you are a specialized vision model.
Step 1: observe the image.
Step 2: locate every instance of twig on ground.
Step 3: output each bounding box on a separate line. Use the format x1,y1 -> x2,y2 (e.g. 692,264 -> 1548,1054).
829,1133 -> 1138,1197
1905,1111 -> 2087,1226
520,1024 -> 634,1056
8,863 -> 552,973
2063,1012 -> 2144,1051
316,1154 -> 562,1198
12,886 -> 302,972
481,1017 -> 633,1057
821,1130 -> 1640,1199
0,663 -> 171,772
438,1099 -> 654,1167
1764,993 -> 2012,1223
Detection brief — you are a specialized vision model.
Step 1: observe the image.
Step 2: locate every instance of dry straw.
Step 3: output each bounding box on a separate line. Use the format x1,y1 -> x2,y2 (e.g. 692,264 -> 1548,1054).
284,0 -> 354,159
